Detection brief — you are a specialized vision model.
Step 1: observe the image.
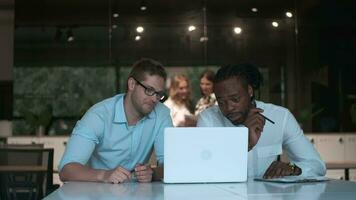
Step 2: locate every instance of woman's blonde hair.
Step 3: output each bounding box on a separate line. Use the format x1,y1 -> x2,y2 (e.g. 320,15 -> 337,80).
169,74 -> 192,110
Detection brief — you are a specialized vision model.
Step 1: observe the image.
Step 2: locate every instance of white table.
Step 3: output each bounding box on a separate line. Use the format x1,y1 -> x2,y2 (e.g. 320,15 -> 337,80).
44,179 -> 356,200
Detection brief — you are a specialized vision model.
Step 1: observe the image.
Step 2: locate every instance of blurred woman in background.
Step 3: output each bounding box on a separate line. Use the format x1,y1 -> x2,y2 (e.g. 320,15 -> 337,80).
164,74 -> 196,127
194,70 -> 217,116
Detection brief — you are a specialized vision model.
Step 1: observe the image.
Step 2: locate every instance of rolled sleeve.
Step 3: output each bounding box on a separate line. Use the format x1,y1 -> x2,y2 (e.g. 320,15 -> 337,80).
283,111 -> 326,177
58,111 -> 104,171
58,134 -> 96,171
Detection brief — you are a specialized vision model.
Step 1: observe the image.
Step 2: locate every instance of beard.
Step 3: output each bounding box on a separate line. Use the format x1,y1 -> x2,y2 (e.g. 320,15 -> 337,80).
130,93 -> 154,117
226,111 -> 249,125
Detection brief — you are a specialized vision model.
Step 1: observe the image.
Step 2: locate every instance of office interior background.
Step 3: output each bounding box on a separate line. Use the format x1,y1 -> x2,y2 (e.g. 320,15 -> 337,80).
0,0 -> 356,183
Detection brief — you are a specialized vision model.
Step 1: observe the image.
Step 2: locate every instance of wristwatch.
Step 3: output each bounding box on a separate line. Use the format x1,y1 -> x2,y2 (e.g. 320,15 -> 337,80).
288,162 -> 296,175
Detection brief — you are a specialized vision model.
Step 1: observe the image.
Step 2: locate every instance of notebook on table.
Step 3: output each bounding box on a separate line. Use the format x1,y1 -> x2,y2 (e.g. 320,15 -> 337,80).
163,127 -> 248,183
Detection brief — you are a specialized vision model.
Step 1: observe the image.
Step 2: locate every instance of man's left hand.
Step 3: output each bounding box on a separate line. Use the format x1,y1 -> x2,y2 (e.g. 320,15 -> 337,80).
263,161 -> 301,179
134,164 -> 153,183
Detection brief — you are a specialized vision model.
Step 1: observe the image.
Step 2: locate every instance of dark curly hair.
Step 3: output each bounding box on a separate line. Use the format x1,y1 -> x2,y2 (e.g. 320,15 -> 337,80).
214,64 -> 263,90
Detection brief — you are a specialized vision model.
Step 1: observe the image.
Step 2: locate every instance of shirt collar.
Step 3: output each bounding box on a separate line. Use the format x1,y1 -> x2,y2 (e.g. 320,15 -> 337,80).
114,94 -> 127,123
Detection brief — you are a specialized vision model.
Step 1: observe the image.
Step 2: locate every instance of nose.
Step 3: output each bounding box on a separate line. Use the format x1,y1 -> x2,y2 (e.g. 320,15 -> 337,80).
225,101 -> 235,112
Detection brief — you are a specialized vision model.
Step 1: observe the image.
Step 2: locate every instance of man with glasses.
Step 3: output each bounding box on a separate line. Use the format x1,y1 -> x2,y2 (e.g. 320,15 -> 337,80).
59,58 -> 173,183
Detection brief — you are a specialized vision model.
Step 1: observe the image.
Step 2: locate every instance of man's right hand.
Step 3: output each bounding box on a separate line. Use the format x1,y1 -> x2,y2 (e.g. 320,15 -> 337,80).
102,166 -> 131,184
243,108 -> 265,151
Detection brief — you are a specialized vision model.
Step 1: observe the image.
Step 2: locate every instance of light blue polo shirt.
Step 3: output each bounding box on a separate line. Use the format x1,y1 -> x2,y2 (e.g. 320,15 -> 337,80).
58,94 -> 173,171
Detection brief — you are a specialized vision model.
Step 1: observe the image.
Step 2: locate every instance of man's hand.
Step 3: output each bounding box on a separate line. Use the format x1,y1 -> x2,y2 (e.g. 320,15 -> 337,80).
263,161 -> 301,179
243,108 -> 265,150
184,115 -> 197,127
102,166 -> 131,184
134,164 -> 153,183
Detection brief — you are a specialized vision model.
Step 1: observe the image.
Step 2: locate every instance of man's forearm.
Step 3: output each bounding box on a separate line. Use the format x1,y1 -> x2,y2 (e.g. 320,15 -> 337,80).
59,163 -> 107,183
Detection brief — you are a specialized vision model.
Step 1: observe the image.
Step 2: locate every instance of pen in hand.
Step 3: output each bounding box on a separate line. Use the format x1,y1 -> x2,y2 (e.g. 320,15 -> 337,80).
258,113 -> 275,124
251,98 -> 275,124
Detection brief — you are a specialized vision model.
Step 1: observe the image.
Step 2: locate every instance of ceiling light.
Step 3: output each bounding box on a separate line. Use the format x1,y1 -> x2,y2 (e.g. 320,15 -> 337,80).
286,11 -> 293,18
272,21 -> 279,27
135,35 -> 141,41
136,26 -> 144,33
113,13 -> 119,18
140,0 -> 147,11
66,29 -> 74,42
112,25 -> 118,29
200,36 -> 208,42
188,25 -> 196,32
140,5 -> 147,11
251,8 -> 258,12
233,27 -> 242,34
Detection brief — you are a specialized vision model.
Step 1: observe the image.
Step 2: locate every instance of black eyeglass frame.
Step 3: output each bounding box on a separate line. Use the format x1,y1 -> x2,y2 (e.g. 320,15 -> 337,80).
131,77 -> 166,101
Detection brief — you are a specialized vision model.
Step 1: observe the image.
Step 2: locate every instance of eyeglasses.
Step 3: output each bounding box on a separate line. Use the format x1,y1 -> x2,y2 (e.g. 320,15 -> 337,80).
132,77 -> 166,101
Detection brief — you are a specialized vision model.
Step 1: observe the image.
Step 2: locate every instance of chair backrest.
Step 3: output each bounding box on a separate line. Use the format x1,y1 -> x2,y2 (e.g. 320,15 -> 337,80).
0,147 -> 54,200
0,143 -> 44,149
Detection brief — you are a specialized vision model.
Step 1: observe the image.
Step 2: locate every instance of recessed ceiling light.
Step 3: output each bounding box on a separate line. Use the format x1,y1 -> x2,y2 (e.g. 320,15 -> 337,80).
135,35 -> 141,41
188,25 -> 196,32
113,13 -> 119,18
272,21 -> 279,27
140,0 -> 147,11
233,27 -> 242,34
251,8 -> 258,12
200,36 -> 208,42
136,26 -> 144,33
66,29 -> 74,42
286,11 -> 293,18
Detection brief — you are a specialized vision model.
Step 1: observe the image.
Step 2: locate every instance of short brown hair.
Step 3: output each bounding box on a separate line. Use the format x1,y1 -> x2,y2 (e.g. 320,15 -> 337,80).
129,58 -> 167,81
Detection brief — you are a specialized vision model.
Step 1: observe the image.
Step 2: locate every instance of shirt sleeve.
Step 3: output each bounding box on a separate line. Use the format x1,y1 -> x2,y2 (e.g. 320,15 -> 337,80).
154,115 -> 173,165
58,110 -> 104,171
282,110 -> 326,177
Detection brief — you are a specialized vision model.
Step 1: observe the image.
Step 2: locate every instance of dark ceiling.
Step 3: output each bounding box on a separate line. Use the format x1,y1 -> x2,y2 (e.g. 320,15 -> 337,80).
15,0 -> 296,26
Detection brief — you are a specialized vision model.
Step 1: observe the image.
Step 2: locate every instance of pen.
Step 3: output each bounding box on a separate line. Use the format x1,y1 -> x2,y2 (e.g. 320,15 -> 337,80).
258,113 -> 275,124
251,98 -> 275,124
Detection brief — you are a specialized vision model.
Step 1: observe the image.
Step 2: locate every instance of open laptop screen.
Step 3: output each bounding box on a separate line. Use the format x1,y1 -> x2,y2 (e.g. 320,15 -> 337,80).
164,127 -> 248,183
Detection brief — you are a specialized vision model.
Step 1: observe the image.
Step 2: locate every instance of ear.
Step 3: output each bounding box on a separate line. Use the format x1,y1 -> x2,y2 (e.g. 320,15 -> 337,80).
127,77 -> 136,92
248,85 -> 254,98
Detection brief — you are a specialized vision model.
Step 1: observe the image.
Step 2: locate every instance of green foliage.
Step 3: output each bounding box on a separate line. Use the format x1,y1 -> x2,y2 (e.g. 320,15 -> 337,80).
297,104 -> 324,124
21,104 -> 53,131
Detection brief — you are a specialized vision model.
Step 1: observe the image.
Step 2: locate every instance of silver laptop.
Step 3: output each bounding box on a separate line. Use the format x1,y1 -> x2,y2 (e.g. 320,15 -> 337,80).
164,127 -> 248,183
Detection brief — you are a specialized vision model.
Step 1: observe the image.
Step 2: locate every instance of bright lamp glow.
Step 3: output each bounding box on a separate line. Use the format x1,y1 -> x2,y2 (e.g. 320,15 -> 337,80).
188,25 -> 196,32
136,26 -> 144,33
233,27 -> 242,34
286,12 -> 293,18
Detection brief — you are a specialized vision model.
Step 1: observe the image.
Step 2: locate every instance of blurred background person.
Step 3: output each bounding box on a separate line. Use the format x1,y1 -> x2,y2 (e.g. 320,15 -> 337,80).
164,74 -> 196,127
195,70 -> 217,116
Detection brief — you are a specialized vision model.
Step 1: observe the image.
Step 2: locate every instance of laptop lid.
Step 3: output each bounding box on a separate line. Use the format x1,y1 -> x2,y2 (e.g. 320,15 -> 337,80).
164,127 -> 248,183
